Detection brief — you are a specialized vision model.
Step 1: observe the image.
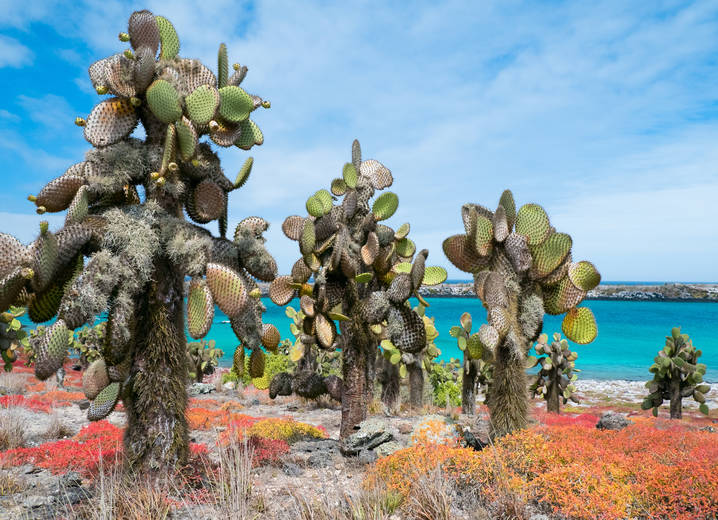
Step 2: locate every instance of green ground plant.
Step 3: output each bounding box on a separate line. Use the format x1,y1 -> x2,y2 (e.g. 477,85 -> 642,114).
642,327 -> 711,419
444,191 -> 600,436
0,9 -> 277,473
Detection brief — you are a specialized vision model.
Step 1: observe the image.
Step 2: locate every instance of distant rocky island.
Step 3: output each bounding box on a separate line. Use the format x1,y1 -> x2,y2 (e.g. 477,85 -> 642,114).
243,281 -> 718,302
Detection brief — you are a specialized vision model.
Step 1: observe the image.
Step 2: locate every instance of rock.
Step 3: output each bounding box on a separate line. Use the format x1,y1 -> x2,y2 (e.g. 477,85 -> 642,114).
282,462 -> 303,477
77,399 -> 90,410
341,418 -> 397,456
358,449 -> 377,465
58,471 -> 83,489
529,514 -> 550,520
23,495 -> 53,508
397,421 -> 413,435
375,441 -> 403,458
188,382 -> 215,395
292,439 -> 341,468
596,412 -> 632,431
223,381 -> 236,390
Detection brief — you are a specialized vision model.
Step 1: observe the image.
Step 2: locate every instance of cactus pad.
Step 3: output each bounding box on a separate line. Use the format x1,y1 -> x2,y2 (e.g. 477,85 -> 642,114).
261,323 -> 280,352
498,189 -> 516,230
30,226 -> 59,292
315,313 -> 336,349
515,203 -> 550,246
249,348 -> 265,378
0,234 -> 28,279
186,84 -> 220,125
568,261 -> 601,291
155,16 -> 180,59
128,10 -> 160,55
87,382 -> 121,421
175,116 -> 198,161
206,263 -> 247,318
388,304 -> 425,354
84,98 -> 138,147
371,192 -> 399,221
299,219 -> 316,256
543,277 -> 586,315
37,175 -> 85,213
442,234 -> 490,273
282,216 -> 305,241
492,205 -> 509,242
504,232 -> 532,273
218,86 -> 254,123
361,231 -> 379,265
187,278 -> 214,339
210,120 -> 242,147
531,232 -> 572,279
192,180 -> 226,222
146,79 -> 182,123
478,323 -> 499,350
234,119 -> 264,149
34,319 -> 69,381
65,185 -> 89,225
342,163 -> 358,189
395,237 -> 416,258
83,358 -> 110,400
0,267 -> 33,312
473,215 -> 494,256
561,306 -> 597,344
360,159 -> 393,189
422,266 -> 447,286
269,276 -> 295,306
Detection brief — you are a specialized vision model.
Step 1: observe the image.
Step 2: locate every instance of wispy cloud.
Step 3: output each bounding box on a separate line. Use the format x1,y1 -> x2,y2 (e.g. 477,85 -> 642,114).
0,35 -> 34,67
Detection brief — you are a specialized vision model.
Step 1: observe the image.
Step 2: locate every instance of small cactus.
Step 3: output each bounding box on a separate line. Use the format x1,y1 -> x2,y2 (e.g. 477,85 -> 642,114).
642,327 -> 711,419
528,332 -> 580,413
449,312 -> 494,415
0,307 -> 30,371
187,339 -> 224,383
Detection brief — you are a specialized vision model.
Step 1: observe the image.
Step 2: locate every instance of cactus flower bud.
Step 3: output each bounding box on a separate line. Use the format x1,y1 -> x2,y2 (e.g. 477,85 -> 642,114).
150,171 -> 161,180
130,97 -> 142,107
118,32 -> 130,42
123,49 -> 135,60
168,162 -> 179,172
208,120 -> 219,133
75,117 -> 86,127
95,85 -> 109,95
36,206 -> 46,215
155,177 -> 166,187
262,100 -> 271,109
191,159 -> 200,167
27,195 -> 37,202
233,63 -> 240,71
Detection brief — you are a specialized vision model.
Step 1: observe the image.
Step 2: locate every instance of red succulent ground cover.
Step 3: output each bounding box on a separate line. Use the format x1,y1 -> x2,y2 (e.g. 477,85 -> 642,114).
0,395 -> 52,413
365,414 -> 718,520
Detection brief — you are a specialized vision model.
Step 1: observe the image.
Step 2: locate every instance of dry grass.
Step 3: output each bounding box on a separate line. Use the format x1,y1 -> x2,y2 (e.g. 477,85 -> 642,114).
285,486 -> 401,520
210,436 -> 255,519
43,411 -> 76,440
0,372 -> 27,395
0,469 -> 22,495
0,408 -> 26,450
405,470 -> 454,520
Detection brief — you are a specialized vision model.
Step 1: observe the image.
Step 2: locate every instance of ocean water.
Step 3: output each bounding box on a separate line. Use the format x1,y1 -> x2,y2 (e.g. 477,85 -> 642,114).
20,297 -> 718,382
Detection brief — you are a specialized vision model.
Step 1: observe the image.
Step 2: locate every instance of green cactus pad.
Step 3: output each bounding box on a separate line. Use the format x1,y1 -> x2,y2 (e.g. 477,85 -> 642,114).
233,157 -> 253,190
331,178 -> 347,196
28,283 -> 64,323
249,349 -> 265,378
30,225 -> 58,293
568,261 -> 601,291
83,359 -> 110,400
314,189 -> 334,214
206,263 -> 247,318
0,267 -> 32,313
467,334 -> 483,359
422,266 -> 447,286
84,98 -> 138,147
306,196 -> 324,217
155,16 -> 180,59
561,306 -> 597,344
175,117 -> 198,161
531,232 -> 572,279
394,222 -> 410,241
300,219 -> 316,256
234,119 -> 263,150
443,234 -> 490,273
218,86 -> 254,123
360,159 -> 393,189
498,189 -> 516,230
37,175 -> 85,213
65,185 -> 89,226
217,43 -> 228,88
269,275 -> 295,306
34,319 -> 68,381
372,192 -> 399,221
186,84 -> 220,125
87,382 -> 121,421
187,278 -> 214,339
342,163 -> 358,189
146,79 -> 182,123
543,277 -> 586,315
395,237 -> 416,258
473,215 -> 494,256
515,203 -> 550,246
233,346 -> 245,377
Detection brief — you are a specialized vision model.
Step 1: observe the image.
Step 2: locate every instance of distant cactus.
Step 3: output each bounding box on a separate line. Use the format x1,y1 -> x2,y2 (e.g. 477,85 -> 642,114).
444,191 -> 599,436
187,339 -> 223,383
0,307 -> 30,371
528,332 -> 580,413
0,10 -> 276,472
270,140 -> 447,436
642,327 -> 711,419
449,312 -> 494,415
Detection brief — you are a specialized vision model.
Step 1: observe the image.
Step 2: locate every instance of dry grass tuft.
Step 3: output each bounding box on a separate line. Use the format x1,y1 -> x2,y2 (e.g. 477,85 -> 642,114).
0,409 -> 26,450
210,436 -> 255,519
405,470 -> 455,520
0,372 -> 27,395
286,485 -> 401,520
43,411 -> 76,440
0,469 -> 22,495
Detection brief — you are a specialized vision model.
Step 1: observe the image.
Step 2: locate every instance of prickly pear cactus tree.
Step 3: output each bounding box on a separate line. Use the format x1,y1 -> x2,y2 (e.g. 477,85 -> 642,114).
0,307 -> 30,371
443,191 -> 600,436
449,312 -> 494,415
0,10 -> 277,472
271,140 -> 447,436
187,339 -> 223,383
642,327 -> 711,419
528,332 -> 580,414
267,305 -> 342,402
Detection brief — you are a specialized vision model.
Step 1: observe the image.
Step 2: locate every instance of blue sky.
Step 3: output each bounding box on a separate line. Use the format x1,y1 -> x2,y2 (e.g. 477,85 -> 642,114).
1,1 -> 717,282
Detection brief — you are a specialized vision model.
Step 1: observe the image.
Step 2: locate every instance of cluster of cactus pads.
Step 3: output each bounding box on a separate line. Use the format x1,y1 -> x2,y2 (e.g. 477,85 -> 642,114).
270,140 -> 447,436
187,339 -> 224,383
444,192 -> 600,436
528,332 -> 580,413
0,307 -> 30,371
0,10 -> 277,470
642,327 -> 710,418
450,312 -> 495,414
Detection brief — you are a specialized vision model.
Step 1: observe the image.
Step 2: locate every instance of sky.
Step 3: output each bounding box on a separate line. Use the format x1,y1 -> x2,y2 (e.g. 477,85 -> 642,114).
1,0 -> 717,282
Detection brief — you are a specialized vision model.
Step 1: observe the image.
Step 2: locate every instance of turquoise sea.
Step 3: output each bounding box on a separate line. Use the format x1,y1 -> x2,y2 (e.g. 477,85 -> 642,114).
19,296 -> 718,382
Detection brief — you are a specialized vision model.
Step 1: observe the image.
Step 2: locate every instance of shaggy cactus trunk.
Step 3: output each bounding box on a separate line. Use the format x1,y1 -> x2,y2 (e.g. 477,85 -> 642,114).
407,362 -> 424,409
341,321 -> 372,437
546,370 -> 560,414
124,257 -> 189,472
669,374 -> 682,419
462,361 -> 478,415
379,356 -> 400,413
487,336 -> 530,436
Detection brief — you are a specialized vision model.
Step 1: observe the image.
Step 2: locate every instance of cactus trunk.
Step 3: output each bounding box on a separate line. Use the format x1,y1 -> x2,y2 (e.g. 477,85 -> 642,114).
669,373 -> 682,419
123,256 -> 189,473
380,356 -> 400,413
546,370 -> 560,414
408,361 -> 424,409
462,358 -> 478,415
488,338 -> 529,437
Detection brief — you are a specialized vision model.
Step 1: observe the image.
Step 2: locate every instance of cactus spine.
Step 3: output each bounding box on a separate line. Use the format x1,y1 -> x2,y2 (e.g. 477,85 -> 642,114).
0,10 -> 276,473
642,327 -> 711,419
444,192 -> 599,436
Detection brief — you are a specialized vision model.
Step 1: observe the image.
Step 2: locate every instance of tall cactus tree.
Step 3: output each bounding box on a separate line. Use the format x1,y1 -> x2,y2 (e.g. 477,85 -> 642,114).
270,140 -> 447,437
443,191 -> 599,436
0,10 -> 277,473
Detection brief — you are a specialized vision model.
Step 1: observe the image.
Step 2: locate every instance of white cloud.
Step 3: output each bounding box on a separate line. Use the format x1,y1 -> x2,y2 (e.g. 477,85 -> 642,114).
0,35 -> 33,67
17,94 -> 78,129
